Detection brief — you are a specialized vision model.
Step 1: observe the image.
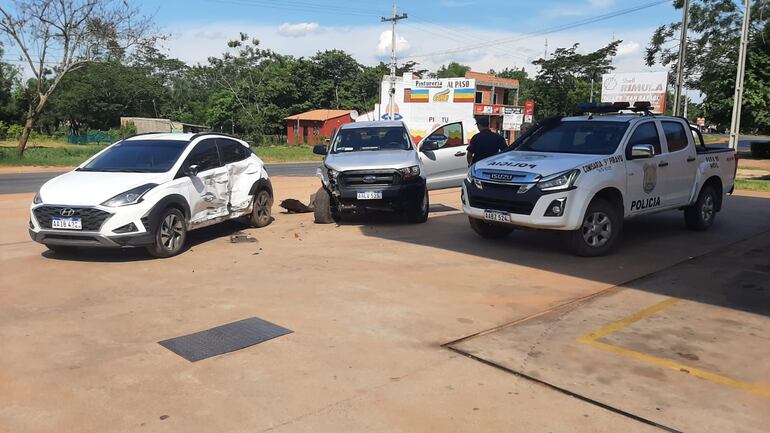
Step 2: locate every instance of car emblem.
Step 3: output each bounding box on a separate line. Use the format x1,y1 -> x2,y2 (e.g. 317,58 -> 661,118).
363,175 -> 376,183
60,208 -> 75,217
490,173 -> 513,182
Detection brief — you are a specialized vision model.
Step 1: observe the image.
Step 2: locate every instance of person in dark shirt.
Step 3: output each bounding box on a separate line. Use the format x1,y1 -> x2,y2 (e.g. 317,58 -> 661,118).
467,117 -> 508,165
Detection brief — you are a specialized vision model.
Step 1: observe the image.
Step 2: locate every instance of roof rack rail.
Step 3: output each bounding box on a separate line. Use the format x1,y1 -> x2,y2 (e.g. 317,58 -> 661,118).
576,101 -> 655,116
122,131 -> 175,140
190,131 -> 240,140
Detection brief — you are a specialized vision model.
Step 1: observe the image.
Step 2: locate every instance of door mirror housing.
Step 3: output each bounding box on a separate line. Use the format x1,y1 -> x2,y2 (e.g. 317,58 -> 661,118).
421,140 -> 439,152
630,144 -> 655,159
185,164 -> 200,177
313,144 -> 328,155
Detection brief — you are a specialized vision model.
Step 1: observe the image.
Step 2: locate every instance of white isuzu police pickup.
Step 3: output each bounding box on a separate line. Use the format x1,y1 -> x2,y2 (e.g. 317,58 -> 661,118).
462,103 -> 737,256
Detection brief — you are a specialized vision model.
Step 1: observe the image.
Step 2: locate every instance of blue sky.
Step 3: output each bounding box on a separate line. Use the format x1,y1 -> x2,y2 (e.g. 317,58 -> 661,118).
136,0 -> 682,73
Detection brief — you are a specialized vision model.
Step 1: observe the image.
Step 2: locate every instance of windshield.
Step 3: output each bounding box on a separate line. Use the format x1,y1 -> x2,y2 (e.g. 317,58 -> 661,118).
516,121 -> 628,155
331,127 -> 412,153
79,139 -> 189,172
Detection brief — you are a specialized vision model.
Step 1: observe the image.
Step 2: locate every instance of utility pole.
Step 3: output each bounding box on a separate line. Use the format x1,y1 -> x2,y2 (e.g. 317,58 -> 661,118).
544,38 -> 548,59
381,2 -> 407,121
673,0 -> 690,116
728,0 -> 751,150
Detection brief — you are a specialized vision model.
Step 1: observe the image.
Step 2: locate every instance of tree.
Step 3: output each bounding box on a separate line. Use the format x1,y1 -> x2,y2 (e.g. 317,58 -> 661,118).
646,0 -> 770,133
435,61 -> 471,78
531,41 -> 622,117
0,45 -> 20,124
0,0 -> 155,155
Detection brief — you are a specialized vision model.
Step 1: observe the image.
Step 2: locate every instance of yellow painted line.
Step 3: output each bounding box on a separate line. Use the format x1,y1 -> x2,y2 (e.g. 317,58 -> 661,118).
577,298 -> 770,398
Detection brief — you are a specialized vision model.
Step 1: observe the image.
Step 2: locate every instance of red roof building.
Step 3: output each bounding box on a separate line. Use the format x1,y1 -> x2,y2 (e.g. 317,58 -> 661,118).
284,109 -> 356,145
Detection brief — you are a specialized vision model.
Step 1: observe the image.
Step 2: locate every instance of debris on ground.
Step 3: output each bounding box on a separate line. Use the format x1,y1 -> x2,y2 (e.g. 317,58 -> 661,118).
280,194 -> 316,213
230,232 -> 257,243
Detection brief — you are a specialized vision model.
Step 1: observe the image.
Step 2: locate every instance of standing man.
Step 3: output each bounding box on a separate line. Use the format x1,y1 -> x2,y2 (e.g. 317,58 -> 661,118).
467,116 -> 508,165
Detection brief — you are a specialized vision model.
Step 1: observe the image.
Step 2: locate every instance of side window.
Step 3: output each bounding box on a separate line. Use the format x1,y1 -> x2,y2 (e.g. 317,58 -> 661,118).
218,139 -> 250,164
627,122 -> 662,156
662,121 -> 689,152
427,122 -> 464,149
186,139 -> 221,172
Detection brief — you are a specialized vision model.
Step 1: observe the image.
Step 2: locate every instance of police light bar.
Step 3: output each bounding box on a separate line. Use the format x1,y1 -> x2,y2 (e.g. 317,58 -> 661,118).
576,102 -> 631,114
630,101 -> 652,112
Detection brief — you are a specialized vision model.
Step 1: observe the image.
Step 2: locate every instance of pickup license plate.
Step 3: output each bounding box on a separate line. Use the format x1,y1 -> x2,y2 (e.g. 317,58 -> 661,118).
357,191 -> 383,200
484,210 -> 511,223
52,217 -> 82,230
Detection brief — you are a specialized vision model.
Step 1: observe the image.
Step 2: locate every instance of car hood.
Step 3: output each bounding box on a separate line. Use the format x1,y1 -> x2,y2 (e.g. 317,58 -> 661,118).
38,170 -> 168,206
324,150 -> 420,172
474,150 -> 602,179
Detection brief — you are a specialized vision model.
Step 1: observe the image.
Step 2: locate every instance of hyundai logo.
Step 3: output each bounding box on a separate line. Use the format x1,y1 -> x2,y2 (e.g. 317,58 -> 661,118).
363,175 -> 376,183
60,208 -> 75,217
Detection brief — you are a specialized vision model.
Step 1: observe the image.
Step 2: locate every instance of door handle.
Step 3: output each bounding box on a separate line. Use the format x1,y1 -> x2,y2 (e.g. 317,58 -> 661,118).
658,162 -> 669,168
686,156 -> 696,162
454,151 -> 467,157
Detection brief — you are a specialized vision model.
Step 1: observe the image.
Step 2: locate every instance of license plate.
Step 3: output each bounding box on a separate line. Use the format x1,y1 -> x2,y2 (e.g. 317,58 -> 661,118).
484,210 -> 511,223
357,191 -> 383,200
52,217 -> 82,230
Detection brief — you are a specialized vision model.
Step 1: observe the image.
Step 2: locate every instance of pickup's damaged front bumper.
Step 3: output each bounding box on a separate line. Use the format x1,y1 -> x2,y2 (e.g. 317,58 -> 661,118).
331,177 -> 426,212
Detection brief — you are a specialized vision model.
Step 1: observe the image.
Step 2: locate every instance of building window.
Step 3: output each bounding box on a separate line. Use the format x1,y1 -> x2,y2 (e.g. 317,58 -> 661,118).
475,91 -> 483,104
492,92 -> 498,105
313,125 -> 320,136
292,124 -> 298,135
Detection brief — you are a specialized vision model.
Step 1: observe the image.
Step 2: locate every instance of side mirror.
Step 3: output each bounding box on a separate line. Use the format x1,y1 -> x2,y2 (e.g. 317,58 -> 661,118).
185,164 -> 200,177
630,144 -> 655,159
421,140 -> 439,152
313,144 -> 328,155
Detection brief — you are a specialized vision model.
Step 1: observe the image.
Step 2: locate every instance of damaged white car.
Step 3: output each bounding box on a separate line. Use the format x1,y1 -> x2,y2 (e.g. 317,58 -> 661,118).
29,133 -> 273,257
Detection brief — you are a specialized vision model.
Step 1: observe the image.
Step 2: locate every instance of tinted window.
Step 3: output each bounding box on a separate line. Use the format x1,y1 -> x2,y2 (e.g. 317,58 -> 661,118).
427,122 -> 464,149
186,139 -> 221,172
80,140 -> 188,173
218,139 -> 250,164
627,122 -> 662,155
331,127 -> 411,153
662,121 -> 689,152
517,121 -> 628,155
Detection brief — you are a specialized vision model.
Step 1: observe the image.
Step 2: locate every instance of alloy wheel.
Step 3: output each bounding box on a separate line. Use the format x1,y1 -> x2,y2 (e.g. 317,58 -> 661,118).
160,214 -> 184,251
582,211 -> 612,248
701,194 -> 715,222
255,190 -> 271,225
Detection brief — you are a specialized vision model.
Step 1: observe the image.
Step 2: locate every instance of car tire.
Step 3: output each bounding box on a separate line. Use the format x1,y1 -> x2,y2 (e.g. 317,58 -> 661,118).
250,188 -> 273,228
406,187 -> 429,223
45,244 -> 77,254
146,207 -> 187,258
468,216 -> 514,239
567,199 -> 621,257
313,187 -> 339,224
684,185 -> 717,231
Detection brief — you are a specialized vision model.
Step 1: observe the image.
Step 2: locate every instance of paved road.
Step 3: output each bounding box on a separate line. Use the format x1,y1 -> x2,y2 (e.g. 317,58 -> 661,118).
0,162 -> 320,195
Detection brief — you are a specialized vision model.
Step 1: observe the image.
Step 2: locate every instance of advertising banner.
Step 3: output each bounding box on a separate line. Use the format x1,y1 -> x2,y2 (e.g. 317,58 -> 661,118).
601,72 -> 668,113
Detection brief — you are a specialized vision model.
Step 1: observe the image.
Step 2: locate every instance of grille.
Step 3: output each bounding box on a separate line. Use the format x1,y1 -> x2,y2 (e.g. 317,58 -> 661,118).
340,170 -> 399,187
480,182 -> 523,194
33,206 -> 112,231
469,197 -> 534,215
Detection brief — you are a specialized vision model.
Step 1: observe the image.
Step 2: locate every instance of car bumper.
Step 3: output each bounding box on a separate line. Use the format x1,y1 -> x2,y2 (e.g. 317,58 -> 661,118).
29,229 -> 155,247
333,178 -> 426,211
461,179 -> 589,231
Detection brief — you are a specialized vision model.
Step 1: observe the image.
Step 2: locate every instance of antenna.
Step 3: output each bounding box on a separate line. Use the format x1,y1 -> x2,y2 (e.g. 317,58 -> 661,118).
381,2 -> 408,121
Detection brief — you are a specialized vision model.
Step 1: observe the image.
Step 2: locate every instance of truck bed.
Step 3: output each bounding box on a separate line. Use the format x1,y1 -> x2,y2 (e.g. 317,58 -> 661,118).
696,146 -> 734,154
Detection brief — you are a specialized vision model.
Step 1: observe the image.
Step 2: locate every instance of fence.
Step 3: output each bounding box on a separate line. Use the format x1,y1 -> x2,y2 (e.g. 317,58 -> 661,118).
67,133 -> 115,145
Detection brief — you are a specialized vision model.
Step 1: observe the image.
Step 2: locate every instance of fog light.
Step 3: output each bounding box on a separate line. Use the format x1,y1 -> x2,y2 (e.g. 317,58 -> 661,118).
29,219 -> 34,229
545,198 -> 567,217
113,222 -> 138,234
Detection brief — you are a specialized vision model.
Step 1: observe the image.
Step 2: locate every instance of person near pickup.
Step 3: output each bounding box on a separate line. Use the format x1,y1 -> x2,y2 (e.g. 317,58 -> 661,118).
467,116 -> 507,165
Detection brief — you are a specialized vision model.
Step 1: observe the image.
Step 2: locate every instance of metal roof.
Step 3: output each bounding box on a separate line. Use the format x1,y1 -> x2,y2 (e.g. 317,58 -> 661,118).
284,109 -> 355,121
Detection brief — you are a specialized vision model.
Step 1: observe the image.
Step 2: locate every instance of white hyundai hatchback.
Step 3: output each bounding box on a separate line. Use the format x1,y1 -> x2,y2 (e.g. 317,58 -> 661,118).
29,133 -> 273,257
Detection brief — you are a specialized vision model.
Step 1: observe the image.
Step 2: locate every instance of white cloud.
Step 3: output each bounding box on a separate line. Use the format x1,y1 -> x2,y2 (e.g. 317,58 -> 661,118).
616,41 -> 641,57
376,30 -> 411,55
277,22 -> 322,38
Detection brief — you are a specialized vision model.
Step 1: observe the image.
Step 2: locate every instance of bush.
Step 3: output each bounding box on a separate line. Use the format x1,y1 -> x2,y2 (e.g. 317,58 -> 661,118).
0,121 -> 7,139
7,124 -> 23,139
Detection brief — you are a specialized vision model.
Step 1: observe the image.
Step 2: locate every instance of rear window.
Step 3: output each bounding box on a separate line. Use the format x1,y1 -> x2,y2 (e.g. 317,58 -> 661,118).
662,121 -> 690,152
517,121 -> 628,155
331,127 -> 411,153
80,140 -> 189,173
218,139 -> 251,164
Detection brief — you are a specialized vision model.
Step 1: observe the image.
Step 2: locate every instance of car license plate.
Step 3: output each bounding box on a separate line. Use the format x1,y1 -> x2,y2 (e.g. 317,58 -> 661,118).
484,210 -> 511,223
357,191 -> 383,200
52,217 -> 82,230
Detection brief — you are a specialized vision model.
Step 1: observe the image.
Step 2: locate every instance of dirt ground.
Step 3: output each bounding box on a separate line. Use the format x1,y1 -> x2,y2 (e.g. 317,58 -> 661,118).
1,177 -> 769,433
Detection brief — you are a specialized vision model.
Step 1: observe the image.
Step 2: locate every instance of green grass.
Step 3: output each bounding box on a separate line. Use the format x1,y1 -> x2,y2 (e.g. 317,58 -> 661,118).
735,179 -> 770,192
0,145 -> 106,167
0,143 -> 321,167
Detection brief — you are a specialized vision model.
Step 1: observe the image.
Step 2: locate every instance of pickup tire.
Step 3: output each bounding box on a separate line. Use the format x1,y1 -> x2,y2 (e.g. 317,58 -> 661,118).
313,187 -> 339,224
469,217 -> 514,239
684,185 -> 717,231
567,199 -> 621,257
406,187 -> 429,223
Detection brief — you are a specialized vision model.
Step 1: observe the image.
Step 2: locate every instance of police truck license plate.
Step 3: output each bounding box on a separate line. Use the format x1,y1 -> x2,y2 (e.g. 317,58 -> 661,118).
357,191 -> 382,200
52,217 -> 82,230
484,210 -> 511,223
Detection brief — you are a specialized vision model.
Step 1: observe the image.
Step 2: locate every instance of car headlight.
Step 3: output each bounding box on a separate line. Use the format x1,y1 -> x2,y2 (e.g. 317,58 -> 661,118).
397,165 -> 420,179
327,167 -> 339,180
33,191 -> 43,204
101,183 -> 158,207
537,169 -> 580,192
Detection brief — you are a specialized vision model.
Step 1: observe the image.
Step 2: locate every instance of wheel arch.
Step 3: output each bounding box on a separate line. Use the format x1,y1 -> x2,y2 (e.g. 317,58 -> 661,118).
590,186 -> 625,216
248,177 -> 273,198
144,194 -> 191,231
701,175 -> 724,211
